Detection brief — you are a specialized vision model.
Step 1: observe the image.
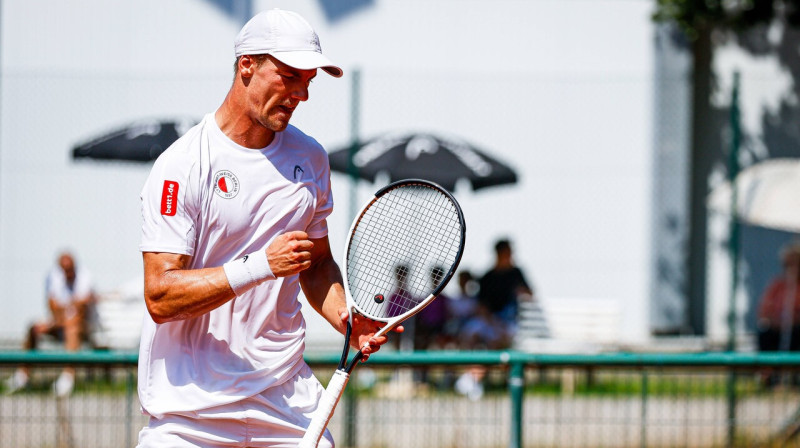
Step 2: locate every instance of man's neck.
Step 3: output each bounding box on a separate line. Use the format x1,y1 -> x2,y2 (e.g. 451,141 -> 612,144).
215,94 -> 275,149
494,261 -> 514,270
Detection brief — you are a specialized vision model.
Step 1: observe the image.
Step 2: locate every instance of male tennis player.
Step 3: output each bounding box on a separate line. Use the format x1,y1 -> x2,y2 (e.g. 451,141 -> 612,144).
136,9 -> 394,447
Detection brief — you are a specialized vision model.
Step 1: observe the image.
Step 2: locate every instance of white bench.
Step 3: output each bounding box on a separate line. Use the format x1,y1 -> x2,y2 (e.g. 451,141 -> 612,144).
514,297 -> 622,353
89,278 -> 146,351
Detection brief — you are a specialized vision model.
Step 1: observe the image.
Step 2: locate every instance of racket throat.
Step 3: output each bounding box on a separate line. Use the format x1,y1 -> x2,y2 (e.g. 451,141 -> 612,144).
339,320 -> 366,373
345,350 -> 365,373
338,321 -> 353,369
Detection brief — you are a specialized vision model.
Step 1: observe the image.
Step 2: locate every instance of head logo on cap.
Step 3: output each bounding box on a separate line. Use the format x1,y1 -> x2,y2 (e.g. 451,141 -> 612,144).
234,9 -> 343,78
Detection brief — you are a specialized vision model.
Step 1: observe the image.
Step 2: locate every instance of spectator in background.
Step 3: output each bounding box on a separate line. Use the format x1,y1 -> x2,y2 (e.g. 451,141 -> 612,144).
409,266 -> 451,388
477,238 -> 534,339
756,241 -> 800,387
459,302 -> 513,350
389,264 -> 417,352
413,266 -> 449,350
4,251 -> 96,396
757,242 -> 800,353
387,264 -> 414,318
442,270 -> 479,348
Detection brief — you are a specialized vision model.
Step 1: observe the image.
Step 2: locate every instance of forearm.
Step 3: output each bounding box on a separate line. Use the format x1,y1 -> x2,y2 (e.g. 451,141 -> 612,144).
143,233 -> 314,324
144,253 -> 235,323
300,255 -> 347,335
48,299 -> 65,324
74,294 -> 94,309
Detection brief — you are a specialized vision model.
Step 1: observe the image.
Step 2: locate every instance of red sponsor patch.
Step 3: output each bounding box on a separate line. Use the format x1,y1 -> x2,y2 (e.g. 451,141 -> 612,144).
160,180 -> 179,216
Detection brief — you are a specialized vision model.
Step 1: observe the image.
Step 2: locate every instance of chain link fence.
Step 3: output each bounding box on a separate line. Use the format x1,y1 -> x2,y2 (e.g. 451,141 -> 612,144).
2,351 -> 800,448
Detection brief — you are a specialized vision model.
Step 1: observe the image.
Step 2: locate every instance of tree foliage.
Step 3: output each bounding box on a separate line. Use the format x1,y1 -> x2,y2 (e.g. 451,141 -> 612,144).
653,0 -> 800,39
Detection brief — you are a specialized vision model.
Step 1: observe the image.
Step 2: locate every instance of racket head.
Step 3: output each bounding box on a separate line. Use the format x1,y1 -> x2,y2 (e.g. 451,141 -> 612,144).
342,179 -> 466,334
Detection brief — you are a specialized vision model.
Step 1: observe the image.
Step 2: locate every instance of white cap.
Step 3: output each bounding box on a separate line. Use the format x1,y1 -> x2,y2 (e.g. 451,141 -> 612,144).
234,9 -> 343,78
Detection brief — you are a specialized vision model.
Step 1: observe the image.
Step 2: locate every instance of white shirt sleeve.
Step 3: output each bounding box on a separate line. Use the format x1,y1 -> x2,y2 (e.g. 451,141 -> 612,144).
73,268 -> 94,297
305,147 -> 333,239
140,147 -> 199,255
45,268 -> 65,303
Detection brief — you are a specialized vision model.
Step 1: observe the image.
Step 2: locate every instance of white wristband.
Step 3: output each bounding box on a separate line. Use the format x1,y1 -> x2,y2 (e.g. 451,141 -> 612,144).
223,250 -> 275,296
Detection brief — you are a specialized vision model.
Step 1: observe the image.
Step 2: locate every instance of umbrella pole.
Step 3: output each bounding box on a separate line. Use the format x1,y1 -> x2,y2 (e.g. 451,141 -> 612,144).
726,71 -> 741,353
343,67 -> 361,448
725,71 -> 741,448
348,68 -> 361,221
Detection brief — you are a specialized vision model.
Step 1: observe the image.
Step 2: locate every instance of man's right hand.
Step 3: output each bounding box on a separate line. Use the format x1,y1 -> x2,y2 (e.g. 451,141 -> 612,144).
266,231 -> 314,277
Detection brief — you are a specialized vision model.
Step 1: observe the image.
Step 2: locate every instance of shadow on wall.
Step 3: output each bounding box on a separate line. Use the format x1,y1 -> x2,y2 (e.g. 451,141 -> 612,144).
317,0 -> 374,22
202,0 -> 253,25
720,24 -> 800,333
654,21 -> 800,335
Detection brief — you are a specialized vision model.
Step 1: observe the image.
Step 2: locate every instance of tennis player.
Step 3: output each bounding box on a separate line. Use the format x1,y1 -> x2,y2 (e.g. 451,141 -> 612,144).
136,9 -> 395,447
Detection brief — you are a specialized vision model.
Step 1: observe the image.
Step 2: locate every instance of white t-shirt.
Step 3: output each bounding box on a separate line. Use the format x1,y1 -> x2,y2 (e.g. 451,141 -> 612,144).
46,266 -> 94,319
138,113 -> 333,418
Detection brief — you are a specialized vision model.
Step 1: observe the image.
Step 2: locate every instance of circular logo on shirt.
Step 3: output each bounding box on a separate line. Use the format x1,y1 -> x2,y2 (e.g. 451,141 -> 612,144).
213,170 -> 240,199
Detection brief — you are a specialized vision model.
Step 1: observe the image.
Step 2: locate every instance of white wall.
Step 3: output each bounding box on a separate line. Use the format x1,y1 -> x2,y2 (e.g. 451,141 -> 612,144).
0,0 -> 655,347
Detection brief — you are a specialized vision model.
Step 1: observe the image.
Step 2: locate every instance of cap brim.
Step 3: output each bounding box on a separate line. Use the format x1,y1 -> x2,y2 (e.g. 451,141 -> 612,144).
270,50 -> 343,78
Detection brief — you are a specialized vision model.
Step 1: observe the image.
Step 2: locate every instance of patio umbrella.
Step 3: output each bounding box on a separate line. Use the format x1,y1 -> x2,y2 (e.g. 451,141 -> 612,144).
708,158 -> 800,233
72,118 -> 198,163
327,132 -> 518,192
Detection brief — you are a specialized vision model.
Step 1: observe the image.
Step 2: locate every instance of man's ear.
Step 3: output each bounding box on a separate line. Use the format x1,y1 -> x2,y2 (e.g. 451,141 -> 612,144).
238,55 -> 257,77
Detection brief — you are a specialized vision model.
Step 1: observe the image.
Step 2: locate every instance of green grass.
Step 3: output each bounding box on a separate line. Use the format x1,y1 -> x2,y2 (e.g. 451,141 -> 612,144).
0,370 -> 135,396
519,370 -> 794,398
336,367 -> 799,399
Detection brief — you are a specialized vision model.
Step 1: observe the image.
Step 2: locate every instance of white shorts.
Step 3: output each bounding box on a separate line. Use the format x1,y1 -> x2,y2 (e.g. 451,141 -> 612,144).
136,364 -> 334,448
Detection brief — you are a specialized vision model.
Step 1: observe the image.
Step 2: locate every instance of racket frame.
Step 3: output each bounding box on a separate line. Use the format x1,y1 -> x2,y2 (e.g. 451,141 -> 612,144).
299,178 -> 465,448
341,178 -> 465,368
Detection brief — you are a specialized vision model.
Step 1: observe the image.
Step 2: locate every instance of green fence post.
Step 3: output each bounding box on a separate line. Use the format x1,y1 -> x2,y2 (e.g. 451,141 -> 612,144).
640,370 -> 648,448
726,70 -> 741,448
509,360 -> 524,448
726,369 -> 737,447
726,70 -> 741,354
127,369 -> 135,448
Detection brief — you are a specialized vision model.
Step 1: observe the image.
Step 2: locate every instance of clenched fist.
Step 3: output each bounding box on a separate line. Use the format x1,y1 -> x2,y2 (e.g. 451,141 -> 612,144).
266,231 -> 314,277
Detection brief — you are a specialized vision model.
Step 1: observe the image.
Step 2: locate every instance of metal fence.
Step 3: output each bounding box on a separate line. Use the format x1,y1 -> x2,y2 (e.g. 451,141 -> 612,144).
2,350 -> 800,448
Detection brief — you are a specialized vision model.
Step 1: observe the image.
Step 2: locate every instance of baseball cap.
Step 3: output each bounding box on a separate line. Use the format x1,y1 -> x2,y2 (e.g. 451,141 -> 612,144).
234,9 -> 343,78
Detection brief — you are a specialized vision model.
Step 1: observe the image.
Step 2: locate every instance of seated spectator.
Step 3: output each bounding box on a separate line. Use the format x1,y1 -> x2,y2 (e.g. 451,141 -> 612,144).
459,304 -> 514,350
442,270 -> 479,348
477,238 -> 534,338
757,242 -> 800,353
449,271 -> 493,400
388,264 -> 417,352
4,251 -> 96,396
414,266 -> 450,350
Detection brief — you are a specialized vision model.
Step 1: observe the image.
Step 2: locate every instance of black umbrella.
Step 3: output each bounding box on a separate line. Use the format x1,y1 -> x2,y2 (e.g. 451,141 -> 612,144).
72,118 -> 198,162
328,132 -> 518,192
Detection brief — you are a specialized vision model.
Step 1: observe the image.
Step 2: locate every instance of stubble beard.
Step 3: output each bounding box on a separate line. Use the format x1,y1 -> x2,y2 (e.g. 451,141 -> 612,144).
261,105 -> 292,133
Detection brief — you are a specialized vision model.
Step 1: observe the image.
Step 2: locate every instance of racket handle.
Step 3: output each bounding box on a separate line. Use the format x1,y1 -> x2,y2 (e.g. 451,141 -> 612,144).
299,370 -> 350,448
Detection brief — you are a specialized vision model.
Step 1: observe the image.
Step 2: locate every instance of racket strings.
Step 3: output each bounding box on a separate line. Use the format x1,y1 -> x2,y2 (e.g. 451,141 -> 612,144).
347,184 -> 464,320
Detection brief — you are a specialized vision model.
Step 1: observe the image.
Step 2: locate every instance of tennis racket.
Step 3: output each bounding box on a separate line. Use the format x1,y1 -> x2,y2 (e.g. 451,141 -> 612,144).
299,178 -> 466,448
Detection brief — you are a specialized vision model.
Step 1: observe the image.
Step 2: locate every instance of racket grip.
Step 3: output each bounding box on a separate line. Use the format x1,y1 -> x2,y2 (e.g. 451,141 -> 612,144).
299,370 -> 350,448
